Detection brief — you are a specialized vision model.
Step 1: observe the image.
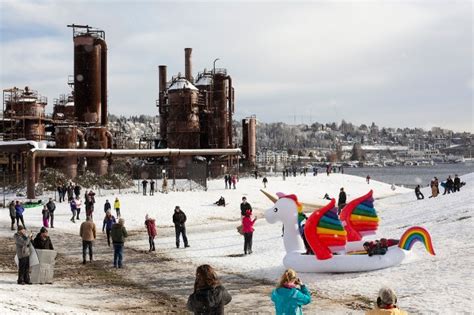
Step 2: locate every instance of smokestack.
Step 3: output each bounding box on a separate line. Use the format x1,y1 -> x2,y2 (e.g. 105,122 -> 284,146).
184,48 -> 193,83
159,65 -> 167,96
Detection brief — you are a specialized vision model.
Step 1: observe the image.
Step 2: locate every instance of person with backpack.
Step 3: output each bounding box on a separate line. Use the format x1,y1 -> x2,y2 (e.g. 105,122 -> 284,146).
102,210 -> 116,247
187,264 -> 232,314
271,268 -> 311,314
145,214 -> 157,252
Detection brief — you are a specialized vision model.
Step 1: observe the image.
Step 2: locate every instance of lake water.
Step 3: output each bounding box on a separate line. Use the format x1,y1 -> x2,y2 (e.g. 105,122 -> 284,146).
342,162 -> 473,188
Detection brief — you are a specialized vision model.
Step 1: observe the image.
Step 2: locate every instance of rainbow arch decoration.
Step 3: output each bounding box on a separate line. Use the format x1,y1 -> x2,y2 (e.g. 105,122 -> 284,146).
399,226 -> 436,255
340,190 -> 379,242
304,199 -> 347,260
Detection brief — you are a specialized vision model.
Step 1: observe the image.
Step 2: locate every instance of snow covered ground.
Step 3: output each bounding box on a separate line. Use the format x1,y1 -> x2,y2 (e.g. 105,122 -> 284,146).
1,172 -> 472,313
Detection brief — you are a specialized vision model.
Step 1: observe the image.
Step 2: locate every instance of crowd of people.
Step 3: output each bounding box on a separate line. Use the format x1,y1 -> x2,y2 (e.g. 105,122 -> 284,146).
425,174 -> 464,199
9,173 -> 446,313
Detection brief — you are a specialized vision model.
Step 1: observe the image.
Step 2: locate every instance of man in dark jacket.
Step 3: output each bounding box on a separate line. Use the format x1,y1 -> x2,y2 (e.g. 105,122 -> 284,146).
240,197 -> 252,217
104,199 -> 111,213
85,190 -> 96,218
173,206 -> 189,248
150,180 -> 155,196
142,179 -> 148,196
111,218 -> 128,268
337,187 -> 347,213
9,201 -> 16,230
73,184 -> 81,199
187,284 -> 232,314
453,174 -> 461,192
46,198 -> 56,228
33,227 -> 54,250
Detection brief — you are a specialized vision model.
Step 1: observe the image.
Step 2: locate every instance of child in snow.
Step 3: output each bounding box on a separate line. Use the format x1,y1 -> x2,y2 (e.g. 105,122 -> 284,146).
214,196 -> 226,207
366,287 -> 407,315
145,214 -> 157,252
271,268 -> 311,314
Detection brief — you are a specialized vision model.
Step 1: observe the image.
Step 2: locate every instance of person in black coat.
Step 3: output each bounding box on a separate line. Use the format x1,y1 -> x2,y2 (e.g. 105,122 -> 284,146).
240,197 -> 252,217
33,227 -> 54,250
337,188 -> 346,213
453,174 -> 461,192
150,180 -> 155,195
46,198 -> 56,228
74,184 -> 81,199
173,206 -> 189,248
142,179 -> 148,196
187,264 -> 231,315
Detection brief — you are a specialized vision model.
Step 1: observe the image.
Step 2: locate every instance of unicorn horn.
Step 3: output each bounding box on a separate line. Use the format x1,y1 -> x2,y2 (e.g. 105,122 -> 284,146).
260,189 -> 324,210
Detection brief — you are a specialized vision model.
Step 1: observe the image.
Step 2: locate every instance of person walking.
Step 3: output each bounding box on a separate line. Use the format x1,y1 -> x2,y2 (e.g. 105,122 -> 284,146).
75,196 -> 82,220
33,227 -> 54,250
173,206 -> 189,248
46,198 -> 56,228
430,178 -> 439,198
263,177 -> 268,188
9,201 -> 16,230
102,210 -> 116,247
337,188 -> 347,213
111,218 -> 128,268
150,180 -> 155,196
231,175 -> 237,189
114,197 -> 121,218
15,201 -> 26,229
224,174 -> 229,189
271,268 -> 311,314
240,197 -> 252,217
242,210 -> 257,255
104,199 -> 111,213
415,185 -> 424,200
70,198 -> 77,223
365,287 -> 407,315
41,205 -> 50,228
57,184 -> 64,203
145,214 -> 157,252
187,264 -> 232,314
366,175 -> 371,184
142,179 -> 148,196
14,225 -> 33,285
85,190 -> 96,219
74,183 -> 81,199
162,176 -> 168,193
79,216 -> 96,264
443,176 -> 454,195
66,183 -> 74,202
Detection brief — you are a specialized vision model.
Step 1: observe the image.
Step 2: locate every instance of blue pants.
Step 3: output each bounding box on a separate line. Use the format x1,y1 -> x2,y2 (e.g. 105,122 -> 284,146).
113,243 -> 124,267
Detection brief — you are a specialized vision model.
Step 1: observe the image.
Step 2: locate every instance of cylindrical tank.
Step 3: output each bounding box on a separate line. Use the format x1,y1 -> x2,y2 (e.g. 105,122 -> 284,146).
247,116 -> 257,165
86,126 -> 109,175
95,38 -> 108,126
55,126 -> 79,178
184,48 -> 193,83
74,34 -> 102,124
166,78 -> 200,149
24,120 -> 46,141
213,73 -> 229,148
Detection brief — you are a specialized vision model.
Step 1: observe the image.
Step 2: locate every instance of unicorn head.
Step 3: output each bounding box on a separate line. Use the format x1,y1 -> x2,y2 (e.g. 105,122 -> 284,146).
265,193 -> 305,253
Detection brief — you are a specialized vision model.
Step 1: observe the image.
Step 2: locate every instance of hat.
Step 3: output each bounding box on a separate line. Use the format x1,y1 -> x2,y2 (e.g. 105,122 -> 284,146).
242,197 -> 247,200
175,206 -> 180,210
118,218 -> 125,225
17,225 -> 25,231
245,209 -> 252,216
378,287 -> 397,305
40,227 -> 48,233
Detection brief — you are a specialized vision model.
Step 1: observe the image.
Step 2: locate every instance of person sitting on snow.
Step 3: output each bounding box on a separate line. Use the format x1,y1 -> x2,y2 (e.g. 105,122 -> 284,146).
214,196 -> 226,207
364,238 -> 399,256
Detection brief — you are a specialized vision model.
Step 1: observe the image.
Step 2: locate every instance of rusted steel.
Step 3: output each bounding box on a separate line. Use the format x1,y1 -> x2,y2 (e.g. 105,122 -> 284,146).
74,34 -> 102,124
185,48 -> 193,83
95,37 -> 108,126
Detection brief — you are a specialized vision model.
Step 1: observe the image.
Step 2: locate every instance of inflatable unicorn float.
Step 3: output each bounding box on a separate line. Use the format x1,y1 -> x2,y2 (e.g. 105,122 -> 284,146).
264,190 -> 435,273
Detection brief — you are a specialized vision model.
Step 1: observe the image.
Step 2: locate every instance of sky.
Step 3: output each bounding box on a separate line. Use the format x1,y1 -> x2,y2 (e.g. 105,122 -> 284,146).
0,0 -> 472,132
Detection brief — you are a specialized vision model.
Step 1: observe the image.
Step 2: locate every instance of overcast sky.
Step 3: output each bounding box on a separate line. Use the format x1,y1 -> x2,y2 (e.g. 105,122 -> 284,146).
0,0 -> 472,132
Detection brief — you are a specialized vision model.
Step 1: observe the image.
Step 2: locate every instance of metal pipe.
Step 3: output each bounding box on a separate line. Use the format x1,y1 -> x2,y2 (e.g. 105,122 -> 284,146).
105,130 -> 113,149
76,129 -> 85,148
226,75 -> 233,148
96,38 -> 108,126
184,48 -> 193,83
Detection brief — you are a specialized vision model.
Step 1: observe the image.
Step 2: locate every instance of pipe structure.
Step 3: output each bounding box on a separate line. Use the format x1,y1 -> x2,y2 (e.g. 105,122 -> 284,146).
96,38 -> 108,126
158,65 -> 168,140
185,48 -> 193,83
226,75 -> 233,148
26,148 -> 241,198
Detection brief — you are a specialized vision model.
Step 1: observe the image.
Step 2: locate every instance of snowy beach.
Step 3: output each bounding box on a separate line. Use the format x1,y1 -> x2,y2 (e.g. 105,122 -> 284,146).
0,173 -> 473,314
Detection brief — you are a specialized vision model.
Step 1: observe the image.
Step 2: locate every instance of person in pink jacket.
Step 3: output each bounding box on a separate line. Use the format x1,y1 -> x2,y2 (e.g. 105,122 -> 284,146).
242,210 -> 257,255
145,214 -> 157,252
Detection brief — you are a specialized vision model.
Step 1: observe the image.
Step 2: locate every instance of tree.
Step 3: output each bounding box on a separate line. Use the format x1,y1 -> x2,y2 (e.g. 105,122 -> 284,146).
350,143 -> 365,161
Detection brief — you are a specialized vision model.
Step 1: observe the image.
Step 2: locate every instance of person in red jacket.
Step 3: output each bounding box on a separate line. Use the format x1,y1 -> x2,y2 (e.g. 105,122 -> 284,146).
242,210 -> 257,255
145,214 -> 157,252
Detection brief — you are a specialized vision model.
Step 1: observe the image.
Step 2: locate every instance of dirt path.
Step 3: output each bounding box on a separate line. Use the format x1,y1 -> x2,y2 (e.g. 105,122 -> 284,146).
1,220 -> 369,314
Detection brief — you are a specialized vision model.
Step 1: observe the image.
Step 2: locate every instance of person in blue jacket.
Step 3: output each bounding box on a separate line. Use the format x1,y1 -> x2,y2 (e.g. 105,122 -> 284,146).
15,201 -> 26,228
102,210 -> 116,247
271,268 -> 311,314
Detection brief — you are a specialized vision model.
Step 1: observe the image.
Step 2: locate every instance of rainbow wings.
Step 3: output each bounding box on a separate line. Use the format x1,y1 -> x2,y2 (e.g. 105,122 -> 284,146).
340,190 -> 379,241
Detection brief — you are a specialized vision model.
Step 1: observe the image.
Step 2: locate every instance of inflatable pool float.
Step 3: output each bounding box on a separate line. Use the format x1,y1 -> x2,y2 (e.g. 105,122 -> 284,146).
264,193 -> 435,273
